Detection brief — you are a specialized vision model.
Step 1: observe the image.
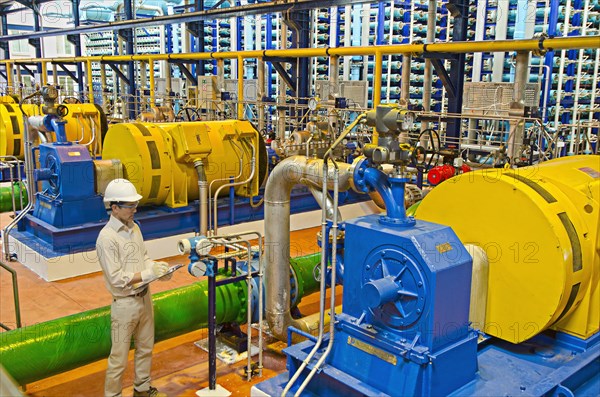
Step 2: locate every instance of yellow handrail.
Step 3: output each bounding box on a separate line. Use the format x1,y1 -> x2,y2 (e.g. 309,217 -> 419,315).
1,36 -> 597,66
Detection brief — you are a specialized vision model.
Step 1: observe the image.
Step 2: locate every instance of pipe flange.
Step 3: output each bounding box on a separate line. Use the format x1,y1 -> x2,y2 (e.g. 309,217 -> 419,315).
348,156 -> 370,194
532,32 -> 549,57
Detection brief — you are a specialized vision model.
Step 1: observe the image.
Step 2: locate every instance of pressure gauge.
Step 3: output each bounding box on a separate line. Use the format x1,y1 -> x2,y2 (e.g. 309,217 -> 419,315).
41,85 -> 58,101
195,237 -> 213,256
308,98 -> 319,111
188,261 -> 208,277
178,238 -> 192,255
401,111 -> 415,131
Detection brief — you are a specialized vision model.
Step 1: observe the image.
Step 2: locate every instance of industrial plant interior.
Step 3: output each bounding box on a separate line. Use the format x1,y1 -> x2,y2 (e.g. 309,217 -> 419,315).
0,0 -> 599,395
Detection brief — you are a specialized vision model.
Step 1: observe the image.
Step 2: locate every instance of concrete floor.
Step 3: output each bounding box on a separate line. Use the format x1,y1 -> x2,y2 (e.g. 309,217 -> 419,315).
0,213 -> 324,397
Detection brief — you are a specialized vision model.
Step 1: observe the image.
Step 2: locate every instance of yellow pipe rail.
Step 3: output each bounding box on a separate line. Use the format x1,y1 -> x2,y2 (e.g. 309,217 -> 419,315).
373,51 -> 383,145
86,60 -> 94,103
6,61 -> 12,94
41,62 -> 47,86
1,36 -> 597,66
149,59 -> 155,105
237,55 -> 244,118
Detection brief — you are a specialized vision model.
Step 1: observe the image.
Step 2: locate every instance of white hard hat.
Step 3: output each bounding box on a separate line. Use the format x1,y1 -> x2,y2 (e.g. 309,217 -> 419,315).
103,178 -> 143,203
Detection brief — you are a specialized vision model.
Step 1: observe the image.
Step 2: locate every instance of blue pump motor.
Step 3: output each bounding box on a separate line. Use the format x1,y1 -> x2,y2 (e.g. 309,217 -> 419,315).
33,142 -> 107,228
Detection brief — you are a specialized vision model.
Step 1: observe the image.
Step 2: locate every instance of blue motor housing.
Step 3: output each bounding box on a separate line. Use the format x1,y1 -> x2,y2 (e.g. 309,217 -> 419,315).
32,143 -> 107,228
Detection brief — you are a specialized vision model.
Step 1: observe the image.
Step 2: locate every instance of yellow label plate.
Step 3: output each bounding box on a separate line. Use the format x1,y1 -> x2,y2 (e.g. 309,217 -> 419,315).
347,336 -> 397,365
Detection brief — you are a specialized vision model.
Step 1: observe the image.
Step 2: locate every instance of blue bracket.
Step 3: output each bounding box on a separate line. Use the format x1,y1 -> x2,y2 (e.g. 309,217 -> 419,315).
103,62 -> 133,87
16,63 -> 35,77
266,59 -> 296,95
169,60 -> 199,86
53,62 -> 81,85
399,333 -> 431,365
430,58 -> 456,98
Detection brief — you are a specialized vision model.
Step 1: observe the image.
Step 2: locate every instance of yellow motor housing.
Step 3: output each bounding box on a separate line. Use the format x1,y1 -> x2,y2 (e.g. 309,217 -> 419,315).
0,103 -> 42,158
0,103 -> 107,158
415,155 -> 599,343
101,120 -> 267,208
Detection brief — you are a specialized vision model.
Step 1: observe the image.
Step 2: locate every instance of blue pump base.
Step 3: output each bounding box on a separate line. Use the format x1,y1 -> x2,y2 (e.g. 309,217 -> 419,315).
253,331 -> 600,397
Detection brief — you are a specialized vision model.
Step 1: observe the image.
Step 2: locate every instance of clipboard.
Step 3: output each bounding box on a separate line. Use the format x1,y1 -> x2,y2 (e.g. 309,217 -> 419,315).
132,263 -> 185,292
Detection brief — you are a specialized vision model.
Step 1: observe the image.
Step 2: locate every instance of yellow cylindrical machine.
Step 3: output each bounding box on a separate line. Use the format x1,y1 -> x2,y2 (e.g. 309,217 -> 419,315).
0,103 -> 106,158
0,103 -> 41,158
415,155 -> 599,343
101,120 -> 267,208
52,104 -> 108,156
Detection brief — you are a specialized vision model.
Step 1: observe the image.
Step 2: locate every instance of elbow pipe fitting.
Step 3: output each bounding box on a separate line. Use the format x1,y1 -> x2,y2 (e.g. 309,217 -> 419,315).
350,157 -> 414,226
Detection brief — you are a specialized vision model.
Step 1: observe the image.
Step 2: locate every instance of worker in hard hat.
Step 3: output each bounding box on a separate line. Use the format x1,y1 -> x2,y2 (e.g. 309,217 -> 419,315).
96,178 -> 170,397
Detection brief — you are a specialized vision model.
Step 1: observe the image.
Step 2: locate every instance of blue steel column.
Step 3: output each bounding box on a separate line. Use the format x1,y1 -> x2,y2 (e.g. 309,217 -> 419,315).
445,0 -> 469,144
562,0 -> 581,125
542,0 -> 560,123
266,14 -> 273,97
124,0 -> 136,120
69,0 -> 84,94
30,3 -> 43,75
286,10 -> 310,124
0,8 -> 9,60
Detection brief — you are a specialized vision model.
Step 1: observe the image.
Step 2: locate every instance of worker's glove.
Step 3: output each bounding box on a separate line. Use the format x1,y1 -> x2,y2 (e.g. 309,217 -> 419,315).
140,262 -> 170,282
154,261 -> 172,281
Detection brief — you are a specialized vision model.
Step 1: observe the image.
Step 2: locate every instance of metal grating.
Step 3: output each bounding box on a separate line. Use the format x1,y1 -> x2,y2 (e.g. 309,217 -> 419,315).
462,82 -> 541,116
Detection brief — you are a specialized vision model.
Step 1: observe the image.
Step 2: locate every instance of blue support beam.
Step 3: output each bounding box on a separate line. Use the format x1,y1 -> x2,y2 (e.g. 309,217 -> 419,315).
115,0 -> 137,120
542,0 -> 560,123
0,7 -> 9,58
54,62 -> 80,84
68,0 -> 84,94
442,0 -> 469,146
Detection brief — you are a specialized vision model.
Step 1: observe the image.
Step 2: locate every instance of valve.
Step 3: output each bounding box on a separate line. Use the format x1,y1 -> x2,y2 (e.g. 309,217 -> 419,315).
427,165 -> 455,186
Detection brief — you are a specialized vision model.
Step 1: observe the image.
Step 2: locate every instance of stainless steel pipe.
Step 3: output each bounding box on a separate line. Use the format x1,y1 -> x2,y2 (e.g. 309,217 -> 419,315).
264,155 -> 352,341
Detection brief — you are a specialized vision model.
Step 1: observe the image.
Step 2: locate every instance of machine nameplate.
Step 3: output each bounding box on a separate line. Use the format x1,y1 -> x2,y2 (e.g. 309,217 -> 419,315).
347,336 -> 397,365
67,151 -> 81,157
578,167 -> 599,179
436,242 -> 452,253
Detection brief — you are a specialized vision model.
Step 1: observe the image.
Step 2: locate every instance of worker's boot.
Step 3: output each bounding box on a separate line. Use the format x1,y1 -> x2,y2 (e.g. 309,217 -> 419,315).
133,386 -> 167,397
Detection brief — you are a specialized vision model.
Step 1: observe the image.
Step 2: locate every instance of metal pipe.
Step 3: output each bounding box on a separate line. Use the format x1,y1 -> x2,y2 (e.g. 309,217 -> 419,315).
237,55 -> 244,119
148,59 -> 156,106
265,156 -> 354,341
0,253 -> 320,385
570,0 -> 590,154
306,185 -> 341,221
195,160 -> 208,236
507,51 -> 530,160
257,58 -> 265,133
3,36 -> 597,65
86,60 -> 94,103
421,0 -> 437,134
282,158 -> 332,397
0,259 -> 21,330
212,141 -> 255,235
207,139 -> 244,233
401,54 -> 411,104
6,61 -> 13,93
295,166 -> 340,397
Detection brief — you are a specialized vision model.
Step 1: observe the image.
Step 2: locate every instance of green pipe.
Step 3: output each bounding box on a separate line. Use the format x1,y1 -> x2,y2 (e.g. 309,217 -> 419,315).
0,253 -> 321,385
0,182 -> 28,212
406,200 -> 421,217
